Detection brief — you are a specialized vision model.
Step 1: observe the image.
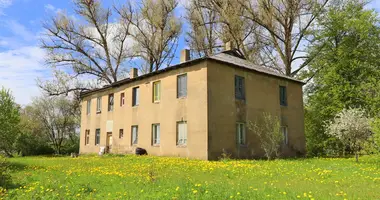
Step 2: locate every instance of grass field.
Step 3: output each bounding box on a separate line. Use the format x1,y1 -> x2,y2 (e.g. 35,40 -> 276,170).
1,155 -> 380,200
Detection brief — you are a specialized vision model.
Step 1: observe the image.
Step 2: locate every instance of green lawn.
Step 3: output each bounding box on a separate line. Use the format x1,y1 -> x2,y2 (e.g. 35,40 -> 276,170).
1,154 -> 380,199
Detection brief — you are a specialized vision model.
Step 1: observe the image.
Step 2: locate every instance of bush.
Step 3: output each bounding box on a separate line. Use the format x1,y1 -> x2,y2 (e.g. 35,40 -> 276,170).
15,133 -> 55,156
0,156 -> 11,187
325,108 -> 372,162
248,113 -> 283,160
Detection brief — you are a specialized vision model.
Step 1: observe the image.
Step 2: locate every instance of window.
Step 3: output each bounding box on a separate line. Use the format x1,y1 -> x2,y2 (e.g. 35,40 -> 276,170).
152,124 -> 160,145
96,97 -> 101,113
119,129 -> 124,139
85,130 -> 90,145
279,86 -> 287,106
95,129 -> 100,145
236,123 -> 246,145
132,87 -> 139,106
177,121 -> 187,145
131,126 -> 138,144
153,81 -> 161,102
120,92 -> 125,107
177,74 -> 187,98
235,75 -> 245,100
86,100 -> 91,115
281,126 -> 288,145
108,94 -> 114,111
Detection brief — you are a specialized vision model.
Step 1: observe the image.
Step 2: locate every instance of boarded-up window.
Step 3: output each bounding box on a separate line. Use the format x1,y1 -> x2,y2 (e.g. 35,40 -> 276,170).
177,74 -> 187,98
108,94 -> 114,111
131,126 -> 138,144
152,124 -> 160,145
279,86 -> 287,106
177,121 -> 187,145
153,81 -> 161,102
96,97 -> 101,113
236,123 -> 246,145
132,87 -> 139,106
235,75 -> 245,100
120,92 -> 125,106
95,129 -> 100,145
86,100 -> 91,115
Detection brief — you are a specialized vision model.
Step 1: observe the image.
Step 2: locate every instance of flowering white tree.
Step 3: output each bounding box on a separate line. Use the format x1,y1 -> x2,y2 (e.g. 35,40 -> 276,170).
325,108 -> 372,162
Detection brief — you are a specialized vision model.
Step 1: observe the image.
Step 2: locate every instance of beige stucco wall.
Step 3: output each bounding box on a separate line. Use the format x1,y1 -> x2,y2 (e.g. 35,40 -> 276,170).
207,60 -> 305,160
80,62 -> 209,160
80,59 -> 305,160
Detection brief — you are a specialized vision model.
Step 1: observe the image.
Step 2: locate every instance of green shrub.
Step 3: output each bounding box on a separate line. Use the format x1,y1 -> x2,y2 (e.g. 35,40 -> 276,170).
0,156 -> 11,187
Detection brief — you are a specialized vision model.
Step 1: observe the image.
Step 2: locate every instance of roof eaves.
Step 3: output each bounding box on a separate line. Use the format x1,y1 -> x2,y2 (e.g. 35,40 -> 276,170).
80,57 -> 207,98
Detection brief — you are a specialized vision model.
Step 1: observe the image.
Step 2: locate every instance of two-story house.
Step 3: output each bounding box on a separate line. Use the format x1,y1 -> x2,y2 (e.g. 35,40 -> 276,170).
80,47 -> 305,160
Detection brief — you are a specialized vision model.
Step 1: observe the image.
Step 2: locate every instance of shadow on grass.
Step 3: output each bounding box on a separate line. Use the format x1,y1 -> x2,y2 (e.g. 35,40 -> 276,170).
8,162 -> 28,172
2,182 -> 22,190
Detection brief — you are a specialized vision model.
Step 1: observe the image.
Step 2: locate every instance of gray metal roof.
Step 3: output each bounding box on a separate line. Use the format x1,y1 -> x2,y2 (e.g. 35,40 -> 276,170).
81,50 -> 303,98
209,52 -> 304,84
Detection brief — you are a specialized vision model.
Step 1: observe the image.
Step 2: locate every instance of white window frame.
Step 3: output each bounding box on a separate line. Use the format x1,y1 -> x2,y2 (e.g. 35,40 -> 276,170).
152,124 -> 160,145
131,126 -> 138,145
95,129 -> 100,145
120,92 -> 125,107
281,126 -> 288,145
108,94 -> 114,111
236,122 -> 246,145
177,74 -> 187,98
96,97 -> 101,113
85,130 -> 90,145
153,81 -> 161,103
177,121 -> 187,146
86,100 -> 91,115
132,87 -> 139,106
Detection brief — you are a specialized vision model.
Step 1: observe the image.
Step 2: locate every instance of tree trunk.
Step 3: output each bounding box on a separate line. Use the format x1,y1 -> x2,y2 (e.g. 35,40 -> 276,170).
355,152 -> 359,162
4,150 -> 13,158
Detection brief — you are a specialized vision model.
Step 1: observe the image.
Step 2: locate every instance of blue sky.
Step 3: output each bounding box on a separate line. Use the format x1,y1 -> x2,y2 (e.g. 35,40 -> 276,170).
0,0 -> 379,105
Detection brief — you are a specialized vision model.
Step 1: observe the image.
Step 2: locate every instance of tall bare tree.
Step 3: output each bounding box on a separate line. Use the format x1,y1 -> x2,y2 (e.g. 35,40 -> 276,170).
117,0 -> 182,73
40,0 -> 133,95
186,0 -> 262,61
236,0 -> 330,76
185,0 -> 220,57
209,0 -> 263,62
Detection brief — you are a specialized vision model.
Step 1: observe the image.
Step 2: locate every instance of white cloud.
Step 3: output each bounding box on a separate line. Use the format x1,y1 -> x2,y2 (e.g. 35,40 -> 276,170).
0,46 -> 47,105
44,4 -> 55,12
0,0 -> 12,15
366,1 -> 380,11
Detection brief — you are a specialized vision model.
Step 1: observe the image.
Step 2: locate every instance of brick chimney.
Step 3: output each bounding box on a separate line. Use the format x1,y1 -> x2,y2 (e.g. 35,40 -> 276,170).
180,49 -> 190,63
130,68 -> 138,78
225,41 -> 235,51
